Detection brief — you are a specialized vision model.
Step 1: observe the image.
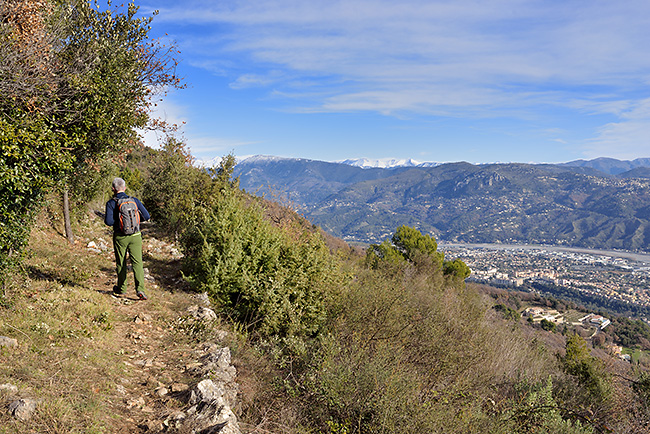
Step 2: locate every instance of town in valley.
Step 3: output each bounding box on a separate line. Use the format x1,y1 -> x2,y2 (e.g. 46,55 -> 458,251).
442,242 -> 650,314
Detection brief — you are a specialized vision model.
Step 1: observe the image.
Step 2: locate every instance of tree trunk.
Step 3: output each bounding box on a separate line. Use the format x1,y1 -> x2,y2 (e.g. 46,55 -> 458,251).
63,188 -> 74,244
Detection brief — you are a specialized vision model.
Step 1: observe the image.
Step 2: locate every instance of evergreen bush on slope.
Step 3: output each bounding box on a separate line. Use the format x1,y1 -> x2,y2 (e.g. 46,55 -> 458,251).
134,144 -> 648,432
181,186 -> 344,338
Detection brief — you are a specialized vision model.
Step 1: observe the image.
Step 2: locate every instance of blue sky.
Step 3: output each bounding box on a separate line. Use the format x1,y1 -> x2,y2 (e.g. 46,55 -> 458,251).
136,0 -> 650,164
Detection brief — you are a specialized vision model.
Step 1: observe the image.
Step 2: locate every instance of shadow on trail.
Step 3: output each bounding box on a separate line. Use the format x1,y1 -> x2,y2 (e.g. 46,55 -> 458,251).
142,253 -> 193,294
26,265 -> 82,288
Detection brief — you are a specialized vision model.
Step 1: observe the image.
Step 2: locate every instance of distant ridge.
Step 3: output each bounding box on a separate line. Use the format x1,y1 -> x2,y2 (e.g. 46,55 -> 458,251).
562,157 -> 650,175
232,155 -> 650,251
204,155 -> 650,173
336,157 -> 440,169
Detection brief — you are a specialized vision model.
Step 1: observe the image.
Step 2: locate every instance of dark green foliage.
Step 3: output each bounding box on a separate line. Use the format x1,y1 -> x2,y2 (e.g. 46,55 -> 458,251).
365,239 -> 406,267
119,166 -> 144,196
391,224 -> 442,263
493,303 -> 521,321
366,225 -> 470,281
504,377 -> 593,434
443,257 -> 471,279
0,118 -> 72,275
611,316 -> 650,348
181,187 -> 343,338
142,138 -> 219,236
560,334 -> 612,404
540,318 -> 557,332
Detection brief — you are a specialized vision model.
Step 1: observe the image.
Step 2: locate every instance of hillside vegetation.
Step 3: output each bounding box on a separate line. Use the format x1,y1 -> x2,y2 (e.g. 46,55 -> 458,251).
1,142 -> 650,433
2,2 -> 650,432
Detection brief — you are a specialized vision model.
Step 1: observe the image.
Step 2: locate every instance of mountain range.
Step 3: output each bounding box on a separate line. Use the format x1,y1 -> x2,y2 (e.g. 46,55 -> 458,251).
232,156 -> 650,251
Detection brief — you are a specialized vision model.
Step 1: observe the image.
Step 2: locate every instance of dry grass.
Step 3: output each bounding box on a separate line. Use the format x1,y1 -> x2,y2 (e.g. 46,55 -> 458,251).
0,211 -> 224,433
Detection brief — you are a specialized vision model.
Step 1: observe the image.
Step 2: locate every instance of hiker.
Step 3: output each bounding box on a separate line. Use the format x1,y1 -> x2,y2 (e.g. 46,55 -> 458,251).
104,177 -> 151,300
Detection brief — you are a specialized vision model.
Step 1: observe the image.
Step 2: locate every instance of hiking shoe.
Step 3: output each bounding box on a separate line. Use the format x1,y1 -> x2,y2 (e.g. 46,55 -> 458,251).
112,286 -> 125,297
137,292 -> 147,301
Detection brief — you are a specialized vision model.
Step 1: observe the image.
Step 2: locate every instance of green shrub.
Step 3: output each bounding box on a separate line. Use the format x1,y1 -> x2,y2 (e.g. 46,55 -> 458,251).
503,377 -> 594,433
293,261 -> 555,433
561,335 -> 610,393
181,188 -> 343,338
0,119 -> 72,279
142,138 -> 223,237
493,303 -> 521,321
540,318 -> 557,332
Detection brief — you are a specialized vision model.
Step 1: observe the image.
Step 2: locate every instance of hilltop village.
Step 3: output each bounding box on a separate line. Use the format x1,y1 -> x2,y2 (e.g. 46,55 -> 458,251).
441,244 -> 650,311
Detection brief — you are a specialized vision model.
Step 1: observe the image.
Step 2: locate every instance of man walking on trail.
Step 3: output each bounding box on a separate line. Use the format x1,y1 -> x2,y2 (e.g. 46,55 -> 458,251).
105,177 -> 151,300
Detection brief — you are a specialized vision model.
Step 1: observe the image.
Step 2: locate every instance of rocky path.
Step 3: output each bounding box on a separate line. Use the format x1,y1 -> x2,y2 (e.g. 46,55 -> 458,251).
1,223 -> 243,433
96,234 -> 243,434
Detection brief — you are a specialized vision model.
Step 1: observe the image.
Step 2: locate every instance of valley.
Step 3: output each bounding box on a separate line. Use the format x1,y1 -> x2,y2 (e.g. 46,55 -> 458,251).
443,242 -> 650,316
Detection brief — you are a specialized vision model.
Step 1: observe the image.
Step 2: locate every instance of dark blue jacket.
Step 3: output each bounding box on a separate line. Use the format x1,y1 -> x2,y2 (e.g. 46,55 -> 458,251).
105,192 -> 150,234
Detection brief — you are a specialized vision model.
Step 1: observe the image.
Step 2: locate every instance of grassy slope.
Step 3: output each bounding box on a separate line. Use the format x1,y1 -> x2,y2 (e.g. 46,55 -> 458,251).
2,205 -> 649,433
0,210 -> 236,433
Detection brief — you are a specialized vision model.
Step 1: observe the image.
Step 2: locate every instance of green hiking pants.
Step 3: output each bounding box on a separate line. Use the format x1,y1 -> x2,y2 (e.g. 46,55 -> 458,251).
113,232 -> 145,295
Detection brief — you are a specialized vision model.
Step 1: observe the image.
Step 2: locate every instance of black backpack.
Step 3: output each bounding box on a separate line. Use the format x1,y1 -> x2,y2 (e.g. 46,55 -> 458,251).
116,196 -> 141,235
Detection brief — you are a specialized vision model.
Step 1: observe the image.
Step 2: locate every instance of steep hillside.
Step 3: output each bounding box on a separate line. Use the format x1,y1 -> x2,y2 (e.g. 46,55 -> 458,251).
311,163 -> 650,249
2,201 -> 650,433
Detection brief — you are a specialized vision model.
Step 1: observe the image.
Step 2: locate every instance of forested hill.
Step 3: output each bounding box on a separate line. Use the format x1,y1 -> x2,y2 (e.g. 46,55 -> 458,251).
235,156 -> 650,250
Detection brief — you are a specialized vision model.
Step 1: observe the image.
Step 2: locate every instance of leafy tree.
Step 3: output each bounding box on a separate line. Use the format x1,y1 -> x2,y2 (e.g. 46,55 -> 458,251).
443,257 -> 471,279
365,239 -> 408,268
0,0 -> 182,273
367,225 -> 442,266
391,225 -> 443,264
366,225 -> 470,280
53,0 -> 182,242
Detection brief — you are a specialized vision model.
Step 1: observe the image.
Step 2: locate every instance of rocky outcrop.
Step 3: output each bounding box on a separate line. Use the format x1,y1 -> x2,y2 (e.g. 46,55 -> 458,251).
162,306 -> 241,434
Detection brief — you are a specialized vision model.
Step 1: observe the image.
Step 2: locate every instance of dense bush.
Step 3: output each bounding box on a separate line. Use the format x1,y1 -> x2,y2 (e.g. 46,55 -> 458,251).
278,259 -> 575,433
181,187 -> 343,338
0,119 -> 71,276
142,139 -> 228,237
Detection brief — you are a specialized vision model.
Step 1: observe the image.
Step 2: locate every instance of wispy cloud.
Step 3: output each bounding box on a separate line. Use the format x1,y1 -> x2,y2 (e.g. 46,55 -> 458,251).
139,0 -> 650,158
147,0 -> 650,110
584,98 -> 650,159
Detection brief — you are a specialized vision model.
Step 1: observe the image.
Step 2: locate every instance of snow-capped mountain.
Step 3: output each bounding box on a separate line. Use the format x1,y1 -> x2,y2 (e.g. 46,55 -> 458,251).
336,158 -> 439,169
197,155 -> 440,170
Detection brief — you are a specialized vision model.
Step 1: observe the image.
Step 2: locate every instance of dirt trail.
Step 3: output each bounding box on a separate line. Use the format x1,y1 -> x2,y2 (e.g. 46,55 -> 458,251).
92,232 -> 204,433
